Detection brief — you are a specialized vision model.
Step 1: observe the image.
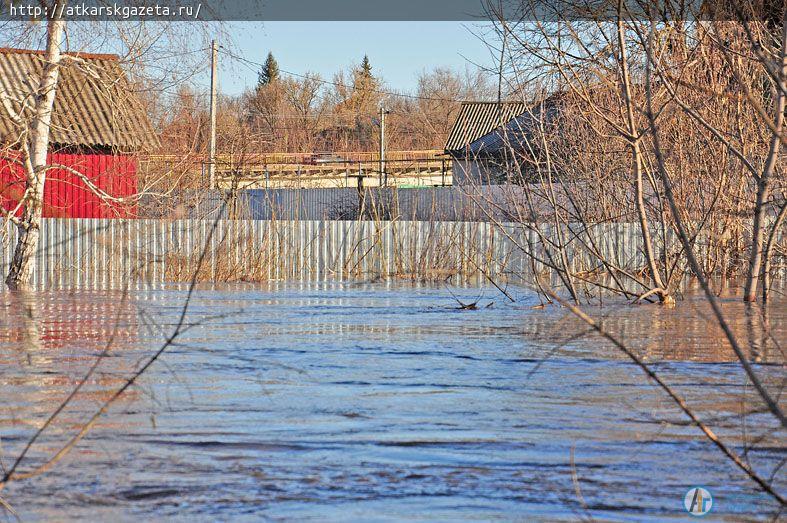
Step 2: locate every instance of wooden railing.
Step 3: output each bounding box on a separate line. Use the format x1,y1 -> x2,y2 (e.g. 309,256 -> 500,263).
139,150 -> 453,187
145,149 -> 448,166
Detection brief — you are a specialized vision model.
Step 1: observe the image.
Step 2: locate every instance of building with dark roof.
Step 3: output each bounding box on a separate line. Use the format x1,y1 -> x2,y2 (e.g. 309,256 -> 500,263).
0,47 -> 156,218
444,100 -> 559,185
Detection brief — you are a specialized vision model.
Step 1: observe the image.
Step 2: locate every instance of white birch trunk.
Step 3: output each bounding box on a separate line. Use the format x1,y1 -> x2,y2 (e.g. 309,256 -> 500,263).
5,8 -> 66,289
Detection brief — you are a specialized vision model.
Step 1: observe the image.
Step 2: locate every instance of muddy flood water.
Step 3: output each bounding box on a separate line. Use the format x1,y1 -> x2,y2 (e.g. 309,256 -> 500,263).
0,282 -> 784,521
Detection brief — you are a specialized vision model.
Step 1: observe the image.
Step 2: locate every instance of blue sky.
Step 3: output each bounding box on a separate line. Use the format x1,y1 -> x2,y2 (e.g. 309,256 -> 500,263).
215,21 -> 497,95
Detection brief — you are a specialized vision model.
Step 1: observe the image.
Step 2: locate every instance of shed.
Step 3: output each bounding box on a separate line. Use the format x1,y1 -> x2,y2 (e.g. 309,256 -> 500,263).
444,100 -> 566,185
444,101 -> 526,185
0,47 -> 156,218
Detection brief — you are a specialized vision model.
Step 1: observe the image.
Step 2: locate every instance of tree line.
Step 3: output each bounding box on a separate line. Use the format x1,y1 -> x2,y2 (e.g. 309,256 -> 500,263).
156,53 -> 497,155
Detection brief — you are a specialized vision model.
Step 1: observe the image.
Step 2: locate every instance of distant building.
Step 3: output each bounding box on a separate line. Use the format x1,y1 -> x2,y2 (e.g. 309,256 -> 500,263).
0,47 -> 156,218
445,100 -> 563,185
444,101 -> 526,185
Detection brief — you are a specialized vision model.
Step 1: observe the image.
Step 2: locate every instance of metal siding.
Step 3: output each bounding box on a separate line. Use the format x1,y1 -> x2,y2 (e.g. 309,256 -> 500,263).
126,157 -> 139,217
95,154 -> 104,218
0,152 -> 137,218
171,186 -> 568,223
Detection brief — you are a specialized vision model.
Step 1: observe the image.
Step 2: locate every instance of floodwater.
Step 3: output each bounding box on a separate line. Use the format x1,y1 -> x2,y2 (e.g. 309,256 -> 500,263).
0,283 -> 784,521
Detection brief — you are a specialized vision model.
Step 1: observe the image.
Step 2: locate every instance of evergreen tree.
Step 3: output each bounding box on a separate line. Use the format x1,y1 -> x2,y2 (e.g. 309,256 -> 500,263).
258,52 -> 280,87
360,55 -> 373,79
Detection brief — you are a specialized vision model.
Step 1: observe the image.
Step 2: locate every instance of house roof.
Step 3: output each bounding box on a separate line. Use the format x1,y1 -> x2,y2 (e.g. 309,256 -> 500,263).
0,47 -> 157,151
444,101 -> 527,154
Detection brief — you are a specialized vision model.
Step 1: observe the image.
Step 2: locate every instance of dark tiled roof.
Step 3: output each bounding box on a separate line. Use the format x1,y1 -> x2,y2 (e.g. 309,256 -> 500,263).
0,48 -> 157,151
444,101 -> 527,153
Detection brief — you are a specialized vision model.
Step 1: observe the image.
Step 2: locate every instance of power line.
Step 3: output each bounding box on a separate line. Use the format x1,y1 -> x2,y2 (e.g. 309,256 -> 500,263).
217,46 -> 469,104
159,109 -> 448,122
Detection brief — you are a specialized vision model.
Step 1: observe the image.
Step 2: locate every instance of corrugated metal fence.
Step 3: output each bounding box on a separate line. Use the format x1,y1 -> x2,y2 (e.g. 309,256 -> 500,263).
140,187 -> 530,222
1,218 -> 784,289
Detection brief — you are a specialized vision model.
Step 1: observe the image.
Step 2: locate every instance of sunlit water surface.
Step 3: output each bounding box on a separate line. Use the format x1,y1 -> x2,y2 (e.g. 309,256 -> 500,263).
0,282 -> 784,521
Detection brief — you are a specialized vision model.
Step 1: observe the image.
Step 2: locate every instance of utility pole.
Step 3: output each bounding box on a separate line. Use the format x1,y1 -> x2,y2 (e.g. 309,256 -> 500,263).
357,160 -> 366,218
379,106 -> 387,187
208,39 -> 218,189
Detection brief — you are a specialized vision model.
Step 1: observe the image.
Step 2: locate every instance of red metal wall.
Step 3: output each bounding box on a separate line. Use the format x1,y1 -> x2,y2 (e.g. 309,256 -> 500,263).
0,152 -> 138,218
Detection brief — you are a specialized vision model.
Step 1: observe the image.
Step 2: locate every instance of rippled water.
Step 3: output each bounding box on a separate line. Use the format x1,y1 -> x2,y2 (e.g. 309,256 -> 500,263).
0,283 -> 784,521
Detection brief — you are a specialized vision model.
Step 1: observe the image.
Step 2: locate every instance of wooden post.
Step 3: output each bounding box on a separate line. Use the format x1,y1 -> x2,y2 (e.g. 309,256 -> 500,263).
357,160 -> 365,219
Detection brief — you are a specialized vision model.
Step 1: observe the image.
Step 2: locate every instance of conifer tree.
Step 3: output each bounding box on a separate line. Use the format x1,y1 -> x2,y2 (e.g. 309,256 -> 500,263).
360,55 -> 373,79
258,52 -> 280,88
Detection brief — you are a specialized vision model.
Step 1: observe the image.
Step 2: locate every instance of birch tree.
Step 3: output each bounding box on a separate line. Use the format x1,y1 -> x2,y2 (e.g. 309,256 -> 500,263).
1,10 -> 216,288
4,1 -> 66,289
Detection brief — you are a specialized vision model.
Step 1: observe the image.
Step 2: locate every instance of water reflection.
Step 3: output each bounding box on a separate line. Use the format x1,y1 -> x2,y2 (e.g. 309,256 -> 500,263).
0,291 -> 143,456
0,283 -> 784,521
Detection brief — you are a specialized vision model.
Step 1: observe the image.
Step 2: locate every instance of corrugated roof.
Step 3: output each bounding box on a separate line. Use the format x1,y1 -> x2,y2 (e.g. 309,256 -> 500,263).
444,101 -> 527,153
472,100 -> 563,153
0,47 -> 156,151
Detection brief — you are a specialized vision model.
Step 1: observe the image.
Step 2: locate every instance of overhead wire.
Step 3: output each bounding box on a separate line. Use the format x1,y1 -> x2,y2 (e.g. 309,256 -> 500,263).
217,46 -> 469,105
152,45 -> 463,146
